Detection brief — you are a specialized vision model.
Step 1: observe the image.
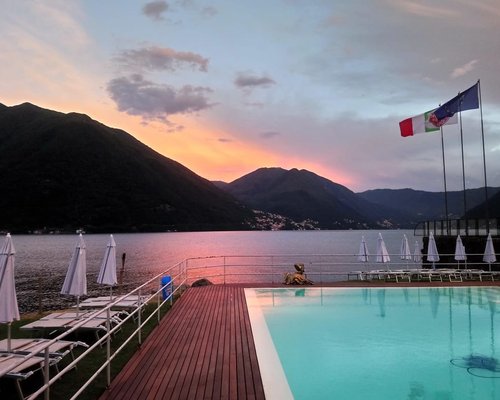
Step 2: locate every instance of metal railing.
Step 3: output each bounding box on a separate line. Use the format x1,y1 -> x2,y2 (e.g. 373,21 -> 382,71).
1,260 -> 187,400
183,253 -> 499,284
414,218 -> 499,237
4,251 -> 500,399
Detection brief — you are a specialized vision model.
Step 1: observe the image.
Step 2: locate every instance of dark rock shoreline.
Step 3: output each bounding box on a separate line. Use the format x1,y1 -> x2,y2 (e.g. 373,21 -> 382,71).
15,269 -> 150,314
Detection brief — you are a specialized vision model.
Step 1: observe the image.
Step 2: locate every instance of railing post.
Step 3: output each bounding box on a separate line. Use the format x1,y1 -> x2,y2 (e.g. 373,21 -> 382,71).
224,256 -> 226,285
157,277 -> 161,324
271,256 -> 274,284
44,347 -> 50,400
138,288 -> 142,345
106,307 -> 111,387
169,279 -> 173,306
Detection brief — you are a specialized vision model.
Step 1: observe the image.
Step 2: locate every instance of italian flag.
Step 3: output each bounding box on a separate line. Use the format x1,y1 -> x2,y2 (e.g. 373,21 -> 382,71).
399,109 -> 457,137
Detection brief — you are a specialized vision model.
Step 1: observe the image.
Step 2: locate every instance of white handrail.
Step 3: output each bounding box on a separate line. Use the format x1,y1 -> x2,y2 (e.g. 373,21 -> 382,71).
22,260 -> 187,400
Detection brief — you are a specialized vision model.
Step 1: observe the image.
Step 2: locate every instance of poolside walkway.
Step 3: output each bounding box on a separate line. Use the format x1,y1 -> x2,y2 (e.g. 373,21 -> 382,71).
99,285 -> 265,400
99,280 -> 500,400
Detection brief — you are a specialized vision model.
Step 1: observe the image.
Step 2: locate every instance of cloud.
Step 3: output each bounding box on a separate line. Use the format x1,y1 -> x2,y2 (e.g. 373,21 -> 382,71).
218,138 -> 232,143
234,73 -> 276,89
201,6 -> 217,17
106,74 -> 214,123
260,131 -> 280,139
142,1 -> 169,21
451,60 -> 478,78
390,0 -> 458,19
116,46 -> 209,72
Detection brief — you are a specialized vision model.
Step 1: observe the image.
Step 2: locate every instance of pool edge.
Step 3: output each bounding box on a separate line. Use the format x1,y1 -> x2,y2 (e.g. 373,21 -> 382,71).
245,288 -> 294,400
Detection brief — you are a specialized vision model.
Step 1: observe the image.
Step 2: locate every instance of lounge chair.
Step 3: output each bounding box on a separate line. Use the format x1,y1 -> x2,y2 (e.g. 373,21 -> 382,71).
438,269 -> 463,282
461,269 -> 494,282
20,310 -> 123,340
417,269 -> 443,282
0,338 -> 88,365
386,270 -> 411,283
0,352 -> 61,400
77,294 -> 148,311
347,271 -> 366,281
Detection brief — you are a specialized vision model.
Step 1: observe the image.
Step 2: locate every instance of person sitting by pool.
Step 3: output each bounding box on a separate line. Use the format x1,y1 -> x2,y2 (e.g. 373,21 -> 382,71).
283,263 -> 313,285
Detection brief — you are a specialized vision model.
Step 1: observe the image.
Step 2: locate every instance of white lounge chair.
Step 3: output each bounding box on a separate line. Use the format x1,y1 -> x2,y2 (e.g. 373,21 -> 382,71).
0,338 -> 88,364
0,352 -> 61,400
20,310 -> 123,340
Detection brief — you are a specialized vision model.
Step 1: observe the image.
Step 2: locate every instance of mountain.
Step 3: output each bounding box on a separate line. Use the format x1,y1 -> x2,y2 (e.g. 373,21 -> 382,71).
0,102 -> 254,232
359,187 -> 500,222
466,189 -> 500,219
219,168 -> 499,229
222,167 -> 401,229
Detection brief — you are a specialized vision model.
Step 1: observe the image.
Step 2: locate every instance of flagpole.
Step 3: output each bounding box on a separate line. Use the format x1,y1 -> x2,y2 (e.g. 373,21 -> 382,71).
478,79 -> 490,233
440,126 -> 450,234
458,100 -> 468,235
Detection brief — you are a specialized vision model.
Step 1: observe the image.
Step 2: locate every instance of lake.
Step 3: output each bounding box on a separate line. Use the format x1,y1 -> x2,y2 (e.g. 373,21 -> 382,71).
10,229 -> 417,312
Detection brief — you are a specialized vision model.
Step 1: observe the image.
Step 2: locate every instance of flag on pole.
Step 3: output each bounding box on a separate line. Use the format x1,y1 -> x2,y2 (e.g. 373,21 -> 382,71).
399,108 -> 457,137
433,82 -> 479,121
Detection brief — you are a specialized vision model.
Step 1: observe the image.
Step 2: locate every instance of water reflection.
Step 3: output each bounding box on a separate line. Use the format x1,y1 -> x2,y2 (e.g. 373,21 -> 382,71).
377,289 -> 386,318
429,288 -> 441,319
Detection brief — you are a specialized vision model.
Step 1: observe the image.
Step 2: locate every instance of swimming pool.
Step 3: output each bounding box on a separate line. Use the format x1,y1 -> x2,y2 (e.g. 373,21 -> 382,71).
246,287 -> 500,400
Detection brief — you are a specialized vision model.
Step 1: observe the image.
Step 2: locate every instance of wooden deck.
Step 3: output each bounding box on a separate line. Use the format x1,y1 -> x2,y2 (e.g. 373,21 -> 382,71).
99,286 -> 265,400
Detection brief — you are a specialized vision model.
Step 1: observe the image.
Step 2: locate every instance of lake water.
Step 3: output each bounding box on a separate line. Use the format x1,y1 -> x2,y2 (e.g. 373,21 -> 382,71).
10,230 -> 416,312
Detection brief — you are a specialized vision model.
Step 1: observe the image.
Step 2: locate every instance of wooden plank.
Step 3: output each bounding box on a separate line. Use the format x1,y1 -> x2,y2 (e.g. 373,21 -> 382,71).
133,289 -> 203,400
100,292 -> 189,400
170,286 -> 219,400
235,288 -> 248,399
203,286 -> 225,399
193,285 -> 224,400
175,285 -> 213,399
150,287 -> 207,400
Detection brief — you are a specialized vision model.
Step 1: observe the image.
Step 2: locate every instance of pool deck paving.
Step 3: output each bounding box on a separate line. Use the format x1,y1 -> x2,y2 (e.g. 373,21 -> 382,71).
99,280 -> 500,400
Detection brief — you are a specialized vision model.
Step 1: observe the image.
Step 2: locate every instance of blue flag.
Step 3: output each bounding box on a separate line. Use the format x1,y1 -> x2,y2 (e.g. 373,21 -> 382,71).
433,82 -> 479,120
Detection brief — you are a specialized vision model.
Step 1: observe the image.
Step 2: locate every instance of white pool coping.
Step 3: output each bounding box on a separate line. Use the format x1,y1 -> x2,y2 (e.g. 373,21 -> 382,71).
244,288 -> 294,400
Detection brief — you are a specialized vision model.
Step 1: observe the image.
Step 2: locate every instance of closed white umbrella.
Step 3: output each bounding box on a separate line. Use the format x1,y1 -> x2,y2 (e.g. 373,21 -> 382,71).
98,235 -> 118,299
376,233 -> 390,264
357,236 -> 369,262
61,234 -> 87,316
427,232 -> 440,269
413,240 -> 422,263
0,234 -> 20,352
400,234 -> 412,261
454,235 -> 466,268
483,233 -> 496,272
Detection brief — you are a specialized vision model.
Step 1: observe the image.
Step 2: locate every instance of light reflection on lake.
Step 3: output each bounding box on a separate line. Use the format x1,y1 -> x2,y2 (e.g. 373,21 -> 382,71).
11,230 -> 416,312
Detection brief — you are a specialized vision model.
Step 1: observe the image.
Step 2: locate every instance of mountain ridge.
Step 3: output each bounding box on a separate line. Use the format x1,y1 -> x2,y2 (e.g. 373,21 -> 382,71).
0,102 -> 254,233
1,101 -> 496,233
216,169 -> 498,229
222,167 -> 399,229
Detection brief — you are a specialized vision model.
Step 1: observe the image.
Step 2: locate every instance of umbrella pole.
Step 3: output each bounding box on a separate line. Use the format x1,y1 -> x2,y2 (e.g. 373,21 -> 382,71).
109,286 -> 113,302
76,296 -> 80,318
7,323 -> 12,352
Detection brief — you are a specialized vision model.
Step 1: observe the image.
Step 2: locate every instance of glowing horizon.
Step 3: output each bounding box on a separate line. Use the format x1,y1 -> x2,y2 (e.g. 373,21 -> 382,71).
2,1 -> 500,193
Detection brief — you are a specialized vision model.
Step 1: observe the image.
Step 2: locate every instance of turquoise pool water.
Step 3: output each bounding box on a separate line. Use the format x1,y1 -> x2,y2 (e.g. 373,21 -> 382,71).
246,287 -> 500,400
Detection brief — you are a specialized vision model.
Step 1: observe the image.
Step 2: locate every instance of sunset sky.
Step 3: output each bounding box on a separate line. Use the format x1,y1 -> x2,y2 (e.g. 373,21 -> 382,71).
2,0 -> 500,192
